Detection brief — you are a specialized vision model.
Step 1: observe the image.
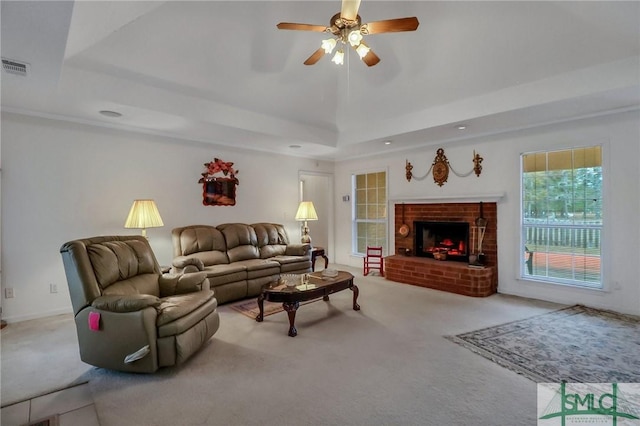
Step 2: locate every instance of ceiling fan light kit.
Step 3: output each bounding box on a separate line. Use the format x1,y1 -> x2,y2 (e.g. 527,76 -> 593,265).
321,38 -> 337,54
355,42 -> 370,58
331,49 -> 345,65
277,0 -> 419,67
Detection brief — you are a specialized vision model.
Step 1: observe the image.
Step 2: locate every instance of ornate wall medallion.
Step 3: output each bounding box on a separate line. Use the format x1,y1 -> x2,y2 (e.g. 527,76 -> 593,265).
405,147 -> 483,185
432,148 -> 450,186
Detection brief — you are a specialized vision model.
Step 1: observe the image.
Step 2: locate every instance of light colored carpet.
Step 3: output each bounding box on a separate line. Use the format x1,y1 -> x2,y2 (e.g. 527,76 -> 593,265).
3,265 -> 568,425
448,304 -> 640,383
0,313 -> 91,406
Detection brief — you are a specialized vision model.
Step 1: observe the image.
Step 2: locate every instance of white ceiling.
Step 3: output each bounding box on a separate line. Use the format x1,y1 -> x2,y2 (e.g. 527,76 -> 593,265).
2,1 -> 639,160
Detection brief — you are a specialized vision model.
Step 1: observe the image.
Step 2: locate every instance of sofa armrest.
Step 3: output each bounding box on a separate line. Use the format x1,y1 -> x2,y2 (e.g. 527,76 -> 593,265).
159,272 -> 210,297
92,294 -> 161,313
172,256 -> 205,271
285,244 -> 311,257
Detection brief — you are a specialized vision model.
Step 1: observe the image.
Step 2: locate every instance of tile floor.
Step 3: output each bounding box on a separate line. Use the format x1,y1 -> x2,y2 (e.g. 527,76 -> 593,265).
0,382 -> 99,426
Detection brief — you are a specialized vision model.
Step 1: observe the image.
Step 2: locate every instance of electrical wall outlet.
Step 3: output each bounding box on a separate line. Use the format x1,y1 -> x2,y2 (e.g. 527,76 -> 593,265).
5,288 -> 14,298
50,283 -> 58,293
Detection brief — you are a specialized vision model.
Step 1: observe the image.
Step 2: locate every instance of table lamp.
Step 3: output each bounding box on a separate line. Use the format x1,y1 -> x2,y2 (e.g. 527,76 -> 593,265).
124,199 -> 164,238
295,201 -> 318,245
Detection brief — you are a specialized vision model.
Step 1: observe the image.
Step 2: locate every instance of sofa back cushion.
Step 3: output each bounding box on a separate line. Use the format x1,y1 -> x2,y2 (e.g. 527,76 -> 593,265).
252,223 -> 290,258
218,223 -> 259,262
174,226 -> 229,265
87,240 -> 158,294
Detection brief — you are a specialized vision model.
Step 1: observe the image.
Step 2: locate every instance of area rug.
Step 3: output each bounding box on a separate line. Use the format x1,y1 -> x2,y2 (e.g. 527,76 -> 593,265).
446,304 -> 640,383
229,298 -> 317,319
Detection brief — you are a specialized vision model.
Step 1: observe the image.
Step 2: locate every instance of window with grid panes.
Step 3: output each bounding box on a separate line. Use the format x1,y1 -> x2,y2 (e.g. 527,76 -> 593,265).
521,146 -> 603,288
353,171 -> 387,255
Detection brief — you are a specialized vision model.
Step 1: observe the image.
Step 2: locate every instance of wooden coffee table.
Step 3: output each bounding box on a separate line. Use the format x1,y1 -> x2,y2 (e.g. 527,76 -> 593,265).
256,271 -> 360,337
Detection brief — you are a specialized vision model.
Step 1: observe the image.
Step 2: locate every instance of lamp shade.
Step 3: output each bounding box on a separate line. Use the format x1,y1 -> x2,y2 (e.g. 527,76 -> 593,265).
124,200 -> 164,234
295,201 -> 318,221
321,38 -> 337,54
348,30 -> 363,47
331,50 -> 344,65
356,43 -> 371,58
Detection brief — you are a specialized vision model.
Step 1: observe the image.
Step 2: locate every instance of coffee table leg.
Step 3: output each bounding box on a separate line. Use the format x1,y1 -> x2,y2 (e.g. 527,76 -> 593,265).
350,285 -> 360,311
256,294 -> 265,322
283,301 -> 300,337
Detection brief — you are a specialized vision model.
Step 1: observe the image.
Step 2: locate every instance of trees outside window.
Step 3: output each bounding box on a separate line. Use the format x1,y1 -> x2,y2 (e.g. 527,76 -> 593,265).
521,146 -> 603,287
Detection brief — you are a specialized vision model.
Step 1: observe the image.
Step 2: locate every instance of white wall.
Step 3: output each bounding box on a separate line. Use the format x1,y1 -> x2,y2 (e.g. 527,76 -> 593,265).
3,111 -> 639,320
334,111 -> 640,315
299,172 -> 332,253
1,113 -> 333,322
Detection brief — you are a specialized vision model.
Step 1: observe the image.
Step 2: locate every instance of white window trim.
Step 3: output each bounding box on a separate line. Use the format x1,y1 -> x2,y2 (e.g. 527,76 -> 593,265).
351,167 -> 389,257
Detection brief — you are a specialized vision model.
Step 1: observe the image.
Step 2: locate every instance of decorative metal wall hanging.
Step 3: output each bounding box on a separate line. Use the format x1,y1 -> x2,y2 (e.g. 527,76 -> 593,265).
405,148 -> 483,186
198,158 -> 239,206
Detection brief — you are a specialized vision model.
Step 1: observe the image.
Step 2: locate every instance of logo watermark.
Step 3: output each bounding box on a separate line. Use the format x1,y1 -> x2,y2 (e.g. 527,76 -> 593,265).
538,383 -> 640,425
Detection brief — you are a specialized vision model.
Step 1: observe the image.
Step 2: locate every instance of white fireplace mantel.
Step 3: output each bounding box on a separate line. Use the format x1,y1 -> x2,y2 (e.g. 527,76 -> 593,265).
389,192 -> 505,204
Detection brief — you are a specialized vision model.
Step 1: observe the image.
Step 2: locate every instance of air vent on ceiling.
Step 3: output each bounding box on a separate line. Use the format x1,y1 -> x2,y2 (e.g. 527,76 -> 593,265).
2,58 -> 30,77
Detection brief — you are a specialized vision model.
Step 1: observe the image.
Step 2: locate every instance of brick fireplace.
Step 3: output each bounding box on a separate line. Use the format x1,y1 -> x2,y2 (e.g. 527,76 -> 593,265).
385,201 -> 498,297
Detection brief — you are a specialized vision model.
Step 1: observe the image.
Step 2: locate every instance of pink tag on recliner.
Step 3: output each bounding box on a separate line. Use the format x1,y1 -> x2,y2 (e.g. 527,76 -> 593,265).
88,311 -> 101,331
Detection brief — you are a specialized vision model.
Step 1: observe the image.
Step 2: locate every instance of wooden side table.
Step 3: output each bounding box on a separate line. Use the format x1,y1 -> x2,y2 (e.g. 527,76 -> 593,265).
311,247 -> 329,272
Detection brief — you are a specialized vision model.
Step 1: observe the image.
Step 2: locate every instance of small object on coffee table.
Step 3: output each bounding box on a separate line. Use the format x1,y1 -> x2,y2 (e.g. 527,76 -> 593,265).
256,271 -> 359,337
279,274 -> 300,287
322,268 -> 339,278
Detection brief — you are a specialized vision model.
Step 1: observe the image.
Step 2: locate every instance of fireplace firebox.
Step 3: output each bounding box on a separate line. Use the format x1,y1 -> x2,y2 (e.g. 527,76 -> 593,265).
414,221 -> 469,262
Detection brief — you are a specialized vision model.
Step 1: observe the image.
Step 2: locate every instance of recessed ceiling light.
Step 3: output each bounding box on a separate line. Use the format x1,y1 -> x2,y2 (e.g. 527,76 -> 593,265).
384,140 -> 392,145
456,125 -> 467,130
289,144 -> 302,149
99,110 -> 122,118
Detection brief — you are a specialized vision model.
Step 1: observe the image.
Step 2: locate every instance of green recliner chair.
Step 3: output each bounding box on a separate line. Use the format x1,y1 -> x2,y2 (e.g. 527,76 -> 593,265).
60,235 -> 220,373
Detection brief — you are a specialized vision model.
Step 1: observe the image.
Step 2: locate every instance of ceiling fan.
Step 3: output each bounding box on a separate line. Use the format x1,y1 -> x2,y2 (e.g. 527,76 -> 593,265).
277,0 -> 419,67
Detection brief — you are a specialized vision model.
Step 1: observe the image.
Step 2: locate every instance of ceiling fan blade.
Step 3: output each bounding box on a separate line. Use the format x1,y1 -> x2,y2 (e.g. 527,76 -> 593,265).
277,22 -> 328,32
340,0 -> 361,21
303,48 -> 326,65
362,17 -> 420,34
361,49 -> 380,67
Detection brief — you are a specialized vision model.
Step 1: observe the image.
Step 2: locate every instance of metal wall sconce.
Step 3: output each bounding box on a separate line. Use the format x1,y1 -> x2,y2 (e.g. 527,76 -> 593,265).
405,148 -> 483,186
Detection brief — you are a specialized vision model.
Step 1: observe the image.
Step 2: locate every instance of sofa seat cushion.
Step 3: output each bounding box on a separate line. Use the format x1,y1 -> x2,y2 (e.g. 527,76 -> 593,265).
280,260 -> 312,273
157,293 -> 218,338
236,258 -> 280,270
200,264 -> 247,286
203,262 -> 246,275
156,290 -> 215,327
272,255 -> 308,265
234,259 -> 281,279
